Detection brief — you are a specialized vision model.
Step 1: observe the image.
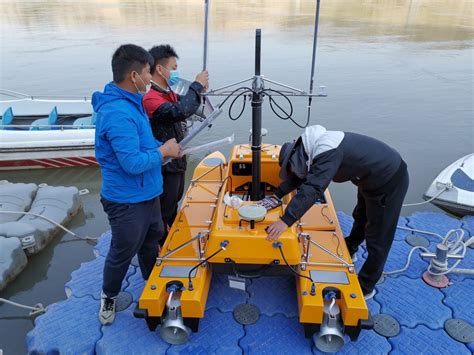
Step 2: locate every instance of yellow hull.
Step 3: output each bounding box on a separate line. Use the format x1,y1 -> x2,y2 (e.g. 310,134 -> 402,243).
137,144 -> 371,341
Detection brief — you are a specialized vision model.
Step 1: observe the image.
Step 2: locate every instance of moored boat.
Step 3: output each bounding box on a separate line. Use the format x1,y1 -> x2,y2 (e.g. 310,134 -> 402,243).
0,90 -> 96,170
0,129 -> 96,170
424,153 -> 474,217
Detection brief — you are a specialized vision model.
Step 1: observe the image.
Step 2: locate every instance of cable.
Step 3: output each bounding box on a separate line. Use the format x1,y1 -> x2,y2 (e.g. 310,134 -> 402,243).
215,86 -> 310,128
214,86 -> 253,121
263,88 -> 310,128
321,205 -> 333,224
221,175 -> 233,195
188,241 -> 229,290
331,233 -> 343,257
228,89 -> 252,121
275,243 -> 313,282
0,210 -> 97,241
263,88 -> 293,120
216,87 -> 252,109
165,228 -> 181,252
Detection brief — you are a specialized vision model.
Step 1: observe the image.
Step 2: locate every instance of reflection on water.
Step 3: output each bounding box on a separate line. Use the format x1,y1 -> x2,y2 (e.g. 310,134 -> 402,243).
0,1 -> 472,353
1,0 -> 473,42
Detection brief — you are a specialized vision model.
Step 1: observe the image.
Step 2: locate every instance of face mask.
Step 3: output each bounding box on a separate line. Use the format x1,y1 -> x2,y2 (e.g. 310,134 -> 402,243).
160,66 -> 180,87
133,71 -> 151,94
168,70 -> 180,86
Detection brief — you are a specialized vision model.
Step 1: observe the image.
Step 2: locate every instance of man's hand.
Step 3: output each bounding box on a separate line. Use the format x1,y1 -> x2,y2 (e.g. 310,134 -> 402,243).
159,138 -> 181,158
195,70 -> 209,90
265,220 -> 288,240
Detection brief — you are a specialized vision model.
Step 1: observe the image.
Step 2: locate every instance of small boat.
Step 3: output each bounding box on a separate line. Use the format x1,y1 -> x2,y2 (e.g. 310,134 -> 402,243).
0,90 -> 97,170
424,153 -> 474,217
0,129 -> 96,170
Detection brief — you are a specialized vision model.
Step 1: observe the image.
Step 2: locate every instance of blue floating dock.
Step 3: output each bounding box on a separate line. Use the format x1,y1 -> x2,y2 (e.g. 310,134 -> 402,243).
26,212 -> 474,354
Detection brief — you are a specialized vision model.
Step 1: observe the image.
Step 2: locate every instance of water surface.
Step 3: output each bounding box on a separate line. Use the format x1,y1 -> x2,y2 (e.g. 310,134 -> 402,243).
0,0 -> 473,352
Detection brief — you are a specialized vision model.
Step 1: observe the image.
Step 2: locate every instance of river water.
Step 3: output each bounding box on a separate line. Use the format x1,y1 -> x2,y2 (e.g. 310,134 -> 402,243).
0,0 -> 473,353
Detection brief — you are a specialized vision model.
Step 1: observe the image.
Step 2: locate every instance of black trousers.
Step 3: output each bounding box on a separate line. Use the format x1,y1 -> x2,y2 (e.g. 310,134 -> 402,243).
101,197 -> 164,298
160,172 -> 185,236
345,167 -> 409,294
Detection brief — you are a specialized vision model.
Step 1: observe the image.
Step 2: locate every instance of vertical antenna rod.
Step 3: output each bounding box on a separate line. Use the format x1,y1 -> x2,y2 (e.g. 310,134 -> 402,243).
251,29 -> 263,201
306,0 -> 321,123
203,0 -> 210,70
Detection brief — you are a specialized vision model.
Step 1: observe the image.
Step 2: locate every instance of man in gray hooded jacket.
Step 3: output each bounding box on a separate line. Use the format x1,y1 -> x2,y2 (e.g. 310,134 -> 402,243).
265,125 -> 409,299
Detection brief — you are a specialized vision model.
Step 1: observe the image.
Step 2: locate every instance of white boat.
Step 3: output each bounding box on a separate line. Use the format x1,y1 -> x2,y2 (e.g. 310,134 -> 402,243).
0,129 -> 96,170
0,89 -> 92,118
0,90 -> 97,170
424,153 -> 474,216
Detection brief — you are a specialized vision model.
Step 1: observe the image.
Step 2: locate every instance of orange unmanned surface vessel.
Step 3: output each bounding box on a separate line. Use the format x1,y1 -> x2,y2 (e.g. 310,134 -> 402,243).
135,1 -> 372,351
135,146 -> 372,352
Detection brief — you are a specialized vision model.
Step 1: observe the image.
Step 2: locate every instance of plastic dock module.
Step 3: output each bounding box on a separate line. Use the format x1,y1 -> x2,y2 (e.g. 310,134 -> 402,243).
26,209 -> 474,354
27,148 -> 474,354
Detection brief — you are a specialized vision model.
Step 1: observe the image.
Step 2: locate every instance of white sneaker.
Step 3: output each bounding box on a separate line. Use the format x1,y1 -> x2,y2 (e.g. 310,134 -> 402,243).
99,291 -> 116,325
364,289 -> 376,301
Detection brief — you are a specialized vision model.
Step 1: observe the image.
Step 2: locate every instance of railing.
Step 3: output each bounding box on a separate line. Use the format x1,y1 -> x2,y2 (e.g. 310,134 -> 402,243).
0,89 -> 91,102
1,124 -> 95,130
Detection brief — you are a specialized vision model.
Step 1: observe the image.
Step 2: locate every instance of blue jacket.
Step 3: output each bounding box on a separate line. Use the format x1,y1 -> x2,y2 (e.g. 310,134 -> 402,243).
92,82 -> 163,203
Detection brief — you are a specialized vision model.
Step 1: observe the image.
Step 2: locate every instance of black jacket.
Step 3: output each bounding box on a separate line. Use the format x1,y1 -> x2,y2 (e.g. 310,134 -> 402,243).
275,132 -> 403,226
145,82 -> 204,173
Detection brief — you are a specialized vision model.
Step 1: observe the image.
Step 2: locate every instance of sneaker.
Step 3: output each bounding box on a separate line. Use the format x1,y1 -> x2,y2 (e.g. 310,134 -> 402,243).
363,289 -> 376,301
99,291 -> 116,325
351,253 -> 358,262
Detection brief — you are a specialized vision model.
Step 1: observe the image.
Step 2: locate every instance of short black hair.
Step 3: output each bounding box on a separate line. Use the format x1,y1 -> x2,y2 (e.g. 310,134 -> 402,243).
148,45 -> 179,75
111,44 -> 153,83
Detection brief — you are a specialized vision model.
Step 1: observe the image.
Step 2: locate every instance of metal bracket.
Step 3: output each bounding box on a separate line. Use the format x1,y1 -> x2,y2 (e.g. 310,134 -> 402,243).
299,233 -> 354,272
156,232 -> 208,265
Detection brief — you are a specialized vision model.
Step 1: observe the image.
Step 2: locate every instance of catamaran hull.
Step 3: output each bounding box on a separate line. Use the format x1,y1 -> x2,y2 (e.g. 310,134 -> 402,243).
136,146 -> 372,350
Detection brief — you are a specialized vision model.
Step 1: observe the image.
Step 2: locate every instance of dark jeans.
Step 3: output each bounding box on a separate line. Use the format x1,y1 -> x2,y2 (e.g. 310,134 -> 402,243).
345,168 -> 409,294
101,196 -> 164,298
160,172 -> 185,241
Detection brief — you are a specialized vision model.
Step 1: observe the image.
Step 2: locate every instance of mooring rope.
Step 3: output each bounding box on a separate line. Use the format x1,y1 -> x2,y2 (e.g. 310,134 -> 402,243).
0,210 -> 97,241
0,298 -> 46,316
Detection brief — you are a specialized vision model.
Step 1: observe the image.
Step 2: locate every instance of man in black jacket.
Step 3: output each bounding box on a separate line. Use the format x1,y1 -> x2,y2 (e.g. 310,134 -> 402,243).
143,45 -> 209,237
265,125 -> 409,299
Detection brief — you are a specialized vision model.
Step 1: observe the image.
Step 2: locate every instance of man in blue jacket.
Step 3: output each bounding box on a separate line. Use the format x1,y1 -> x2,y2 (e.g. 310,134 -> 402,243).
93,44 -> 181,325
